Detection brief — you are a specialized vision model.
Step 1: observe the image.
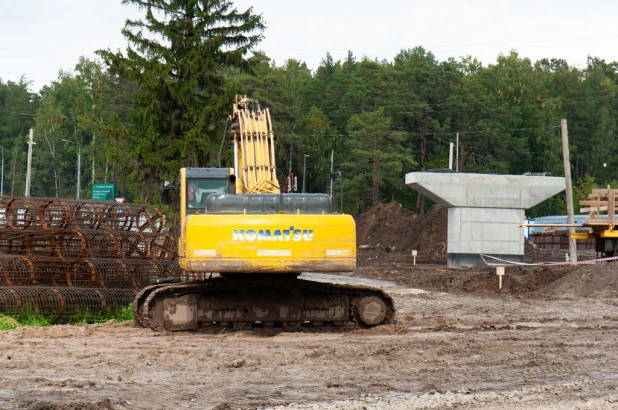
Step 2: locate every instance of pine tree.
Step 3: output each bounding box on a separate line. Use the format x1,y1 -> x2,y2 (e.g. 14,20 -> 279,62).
97,0 -> 264,200
341,109 -> 416,211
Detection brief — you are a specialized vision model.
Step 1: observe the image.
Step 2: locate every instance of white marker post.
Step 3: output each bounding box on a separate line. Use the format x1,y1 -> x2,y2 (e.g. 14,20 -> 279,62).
411,250 -> 417,266
496,266 -> 505,289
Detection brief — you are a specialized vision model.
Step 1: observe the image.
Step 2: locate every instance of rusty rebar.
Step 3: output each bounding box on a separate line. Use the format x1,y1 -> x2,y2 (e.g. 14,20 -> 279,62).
0,229 -> 176,260
0,255 -> 187,289
0,196 -> 164,232
67,259 -> 184,288
0,286 -> 137,324
0,196 -> 193,324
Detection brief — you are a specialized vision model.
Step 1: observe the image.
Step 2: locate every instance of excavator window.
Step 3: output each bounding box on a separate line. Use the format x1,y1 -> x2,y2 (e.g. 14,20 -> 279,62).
186,177 -> 228,210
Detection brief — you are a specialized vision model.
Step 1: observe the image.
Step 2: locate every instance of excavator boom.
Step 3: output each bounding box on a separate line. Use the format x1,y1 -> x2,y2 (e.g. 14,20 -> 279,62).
229,95 -> 279,194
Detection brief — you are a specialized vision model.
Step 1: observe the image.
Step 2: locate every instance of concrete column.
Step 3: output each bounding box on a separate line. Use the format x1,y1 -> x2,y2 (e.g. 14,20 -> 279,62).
406,173 -> 566,267
447,207 -> 524,266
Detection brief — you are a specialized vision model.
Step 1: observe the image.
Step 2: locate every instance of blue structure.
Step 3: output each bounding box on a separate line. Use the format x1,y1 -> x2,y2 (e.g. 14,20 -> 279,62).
528,215 -> 588,235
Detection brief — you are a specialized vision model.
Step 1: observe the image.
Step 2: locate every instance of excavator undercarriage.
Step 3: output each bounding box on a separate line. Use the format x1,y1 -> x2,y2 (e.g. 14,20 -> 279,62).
134,275 -> 394,332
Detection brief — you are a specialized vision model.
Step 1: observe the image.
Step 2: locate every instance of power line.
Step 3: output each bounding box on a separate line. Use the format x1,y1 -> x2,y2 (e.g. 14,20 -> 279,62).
284,125 -> 558,140
1,88 -> 615,124
267,93 -> 618,113
270,96 -> 618,118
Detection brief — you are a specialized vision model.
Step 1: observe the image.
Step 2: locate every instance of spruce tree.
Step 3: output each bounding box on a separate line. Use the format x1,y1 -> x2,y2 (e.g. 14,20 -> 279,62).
97,0 -> 264,200
341,109 -> 416,211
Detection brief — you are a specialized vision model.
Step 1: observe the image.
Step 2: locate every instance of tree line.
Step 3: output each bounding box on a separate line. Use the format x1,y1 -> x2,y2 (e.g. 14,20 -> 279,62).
0,0 -> 615,217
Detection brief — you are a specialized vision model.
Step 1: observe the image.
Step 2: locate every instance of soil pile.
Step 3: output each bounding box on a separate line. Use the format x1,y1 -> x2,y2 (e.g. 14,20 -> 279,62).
355,202 -> 447,259
364,258 -> 618,299
457,262 -> 618,298
355,202 -> 419,251
412,204 -> 448,258
539,262 -> 618,298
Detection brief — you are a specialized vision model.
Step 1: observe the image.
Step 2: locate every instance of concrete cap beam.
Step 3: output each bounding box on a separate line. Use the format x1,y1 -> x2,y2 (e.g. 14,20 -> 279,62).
405,172 -> 566,209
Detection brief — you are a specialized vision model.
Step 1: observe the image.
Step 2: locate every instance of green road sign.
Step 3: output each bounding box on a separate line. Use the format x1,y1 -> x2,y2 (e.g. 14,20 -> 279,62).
91,184 -> 116,201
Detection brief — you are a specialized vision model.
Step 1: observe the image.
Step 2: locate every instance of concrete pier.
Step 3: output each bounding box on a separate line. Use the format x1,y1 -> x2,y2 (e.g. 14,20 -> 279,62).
405,173 -> 566,267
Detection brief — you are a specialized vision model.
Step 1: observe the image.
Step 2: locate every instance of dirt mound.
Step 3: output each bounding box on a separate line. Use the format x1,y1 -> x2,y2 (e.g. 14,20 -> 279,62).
413,204 -> 448,258
354,201 -> 618,299
355,201 -> 419,251
426,262 -> 618,298
524,239 -> 546,261
539,262 -> 618,298
356,202 -> 418,250
457,265 -> 576,295
355,202 -> 447,260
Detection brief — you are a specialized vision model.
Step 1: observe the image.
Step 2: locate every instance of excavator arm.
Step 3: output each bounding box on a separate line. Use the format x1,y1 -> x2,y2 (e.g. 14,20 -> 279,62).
229,95 -> 280,194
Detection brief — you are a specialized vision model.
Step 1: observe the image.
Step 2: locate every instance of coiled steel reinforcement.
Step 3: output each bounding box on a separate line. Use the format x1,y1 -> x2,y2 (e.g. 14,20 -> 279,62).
0,286 -> 137,323
0,196 -> 164,232
0,255 -> 186,288
0,196 -> 188,322
0,229 -> 176,260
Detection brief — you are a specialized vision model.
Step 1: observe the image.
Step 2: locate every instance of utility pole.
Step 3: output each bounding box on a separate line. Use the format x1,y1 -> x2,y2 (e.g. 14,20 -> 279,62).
77,144 -> 81,199
25,128 -> 34,197
63,139 -> 82,199
561,119 -> 577,263
455,132 -> 459,173
288,142 -> 293,192
302,154 -> 309,193
329,150 -> 334,198
11,148 -> 16,196
448,142 -> 454,170
92,131 -> 96,186
0,146 -> 4,196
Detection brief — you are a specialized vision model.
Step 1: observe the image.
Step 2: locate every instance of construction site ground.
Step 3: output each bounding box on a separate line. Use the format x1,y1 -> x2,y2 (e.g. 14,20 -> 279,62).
2,203 -> 618,410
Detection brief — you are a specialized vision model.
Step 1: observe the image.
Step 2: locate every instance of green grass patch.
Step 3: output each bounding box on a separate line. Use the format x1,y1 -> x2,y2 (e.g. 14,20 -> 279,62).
13,305 -> 52,327
0,304 -> 134,330
71,304 -> 135,325
0,314 -> 20,330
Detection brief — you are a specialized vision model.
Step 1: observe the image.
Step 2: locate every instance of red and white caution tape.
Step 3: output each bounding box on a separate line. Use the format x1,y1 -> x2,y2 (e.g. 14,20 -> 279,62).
480,254 -> 618,267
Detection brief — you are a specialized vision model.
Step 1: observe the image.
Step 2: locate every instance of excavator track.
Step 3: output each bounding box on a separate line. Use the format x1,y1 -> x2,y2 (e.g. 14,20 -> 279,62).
133,275 -> 395,332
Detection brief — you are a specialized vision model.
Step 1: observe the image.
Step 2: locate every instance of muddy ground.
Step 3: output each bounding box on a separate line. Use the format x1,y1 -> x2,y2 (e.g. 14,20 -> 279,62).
2,203 -> 618,409
1,248 -> 618,410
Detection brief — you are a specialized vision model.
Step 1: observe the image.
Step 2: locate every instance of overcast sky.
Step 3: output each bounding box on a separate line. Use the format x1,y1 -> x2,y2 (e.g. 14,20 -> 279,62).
2,0 -> 618,92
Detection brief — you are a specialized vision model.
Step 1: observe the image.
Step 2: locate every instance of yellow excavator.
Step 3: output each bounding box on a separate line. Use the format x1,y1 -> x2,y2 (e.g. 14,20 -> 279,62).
133,96 -> 394,332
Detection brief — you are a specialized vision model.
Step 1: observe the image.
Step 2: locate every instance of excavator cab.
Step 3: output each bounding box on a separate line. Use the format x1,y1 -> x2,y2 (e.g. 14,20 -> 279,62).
180,168 -> 235,216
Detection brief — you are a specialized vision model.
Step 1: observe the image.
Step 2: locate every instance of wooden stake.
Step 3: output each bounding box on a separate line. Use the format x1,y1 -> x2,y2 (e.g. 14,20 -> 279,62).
496,266 -> 505,289
411,250 -> 417,266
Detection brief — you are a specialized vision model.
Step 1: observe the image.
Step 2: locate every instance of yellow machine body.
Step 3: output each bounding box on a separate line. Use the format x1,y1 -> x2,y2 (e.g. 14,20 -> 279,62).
176,96 -> 356,275
180,213 -> 356,273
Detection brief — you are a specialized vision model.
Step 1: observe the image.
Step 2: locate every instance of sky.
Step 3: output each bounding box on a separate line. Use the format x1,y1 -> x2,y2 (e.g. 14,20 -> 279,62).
2,0 -> 618,92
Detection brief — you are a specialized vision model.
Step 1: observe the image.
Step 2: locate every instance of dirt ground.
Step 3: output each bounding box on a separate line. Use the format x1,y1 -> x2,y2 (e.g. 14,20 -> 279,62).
2,203 -> 618,409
